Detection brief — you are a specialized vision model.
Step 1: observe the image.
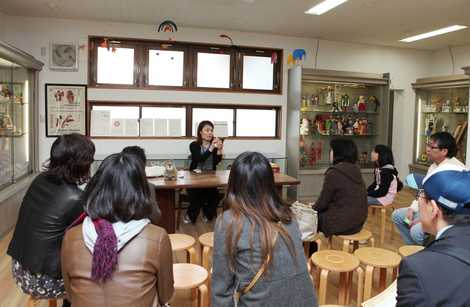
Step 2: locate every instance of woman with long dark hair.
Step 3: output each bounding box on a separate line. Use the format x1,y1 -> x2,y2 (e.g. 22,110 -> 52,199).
212,152 -> 317,307
8,133 -> 95,307
314,139 -> 367,238
61,152 -> 174,307
184,120 -> 224,224
367,144 -> 403,205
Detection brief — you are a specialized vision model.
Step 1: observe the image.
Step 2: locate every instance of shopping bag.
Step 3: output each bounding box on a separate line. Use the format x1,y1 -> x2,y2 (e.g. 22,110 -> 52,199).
291,201 -> 318,241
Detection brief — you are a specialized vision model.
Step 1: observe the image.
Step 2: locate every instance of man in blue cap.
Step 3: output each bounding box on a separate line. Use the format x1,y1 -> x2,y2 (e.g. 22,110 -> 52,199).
396,168 -> 470,306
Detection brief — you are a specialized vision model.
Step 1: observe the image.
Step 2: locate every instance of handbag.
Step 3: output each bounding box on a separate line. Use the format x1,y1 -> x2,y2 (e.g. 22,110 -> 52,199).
233,231 -> 279,306
291,201 -> 318,241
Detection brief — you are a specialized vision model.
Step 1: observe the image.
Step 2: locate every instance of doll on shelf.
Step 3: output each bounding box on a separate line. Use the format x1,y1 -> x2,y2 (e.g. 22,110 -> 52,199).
368,96 -> 380,112
357,96 -> 367,112
300,118 -> 310,135
353,118 -> 360,135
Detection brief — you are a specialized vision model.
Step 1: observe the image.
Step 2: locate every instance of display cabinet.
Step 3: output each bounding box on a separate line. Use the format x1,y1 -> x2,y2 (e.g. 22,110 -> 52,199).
287,68 -> 391,201
409,74 -> 469,174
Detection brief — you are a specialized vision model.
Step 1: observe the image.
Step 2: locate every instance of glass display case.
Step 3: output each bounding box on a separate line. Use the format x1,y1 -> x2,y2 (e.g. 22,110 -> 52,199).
287,68 -> 391,200
410,75 -> 469,173
0,41 -> 43,190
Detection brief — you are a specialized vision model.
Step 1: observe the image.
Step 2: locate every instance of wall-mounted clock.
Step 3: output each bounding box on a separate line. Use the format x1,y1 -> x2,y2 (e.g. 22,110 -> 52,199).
50,42 -> 79,71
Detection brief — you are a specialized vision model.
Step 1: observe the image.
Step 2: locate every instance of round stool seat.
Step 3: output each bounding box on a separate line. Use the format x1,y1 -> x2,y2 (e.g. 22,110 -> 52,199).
199,232 -> 214,248
173,263 -> 208,289
354,247 -> 401,268
398,245 -> 424,257
311,250 -> 359,272
337,229 -> 373,241
169,233 -> 196,251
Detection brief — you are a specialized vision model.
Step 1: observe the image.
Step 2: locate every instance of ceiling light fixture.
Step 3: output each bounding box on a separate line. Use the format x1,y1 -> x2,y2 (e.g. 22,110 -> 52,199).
400,25 -> 467,42
305,0 -> 348,15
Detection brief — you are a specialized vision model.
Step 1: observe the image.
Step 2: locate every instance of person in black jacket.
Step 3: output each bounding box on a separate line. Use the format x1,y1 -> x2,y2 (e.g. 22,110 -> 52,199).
367,144 -> 403,205
7,133 -> 95,307
184,120 -> 223,224
396,167 -> 470,307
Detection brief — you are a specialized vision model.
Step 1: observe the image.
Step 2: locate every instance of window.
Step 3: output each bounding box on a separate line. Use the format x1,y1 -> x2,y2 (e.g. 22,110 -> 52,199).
192,108 -> 234,137
97,47 -> 135,85
90,105 -> 139,137
88,37 -> 282,93
88,101 -> 281,139
141,106 -> 186,136
236,109 -> 277,137
196,52 -> 231,89
148,49 -> 185,87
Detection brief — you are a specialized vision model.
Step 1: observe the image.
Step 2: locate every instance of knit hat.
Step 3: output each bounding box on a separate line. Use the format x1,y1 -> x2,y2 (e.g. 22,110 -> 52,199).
423,169 -> 470,214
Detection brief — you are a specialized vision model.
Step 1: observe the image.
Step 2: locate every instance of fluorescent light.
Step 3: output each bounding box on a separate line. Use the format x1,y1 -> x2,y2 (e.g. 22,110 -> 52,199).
305,0 -> 348,15
400,25 -> 467,43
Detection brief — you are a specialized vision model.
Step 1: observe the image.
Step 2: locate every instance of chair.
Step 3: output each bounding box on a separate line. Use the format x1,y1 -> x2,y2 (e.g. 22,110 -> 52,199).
169,233 -> 198,264
361,280 -> 397,307
368,204 -> 395,245
398,245 -> 424,257
27,297 -> 57,307
310,250 -> 364,307
198,232 -> 214,271
173,263 -> 209,307
335,229 -> 375,253
353,247 -> 401,301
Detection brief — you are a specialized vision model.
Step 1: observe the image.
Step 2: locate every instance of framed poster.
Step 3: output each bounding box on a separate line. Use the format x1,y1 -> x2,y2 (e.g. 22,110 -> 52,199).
50,42 -> 79,71
45,83 -> 87,136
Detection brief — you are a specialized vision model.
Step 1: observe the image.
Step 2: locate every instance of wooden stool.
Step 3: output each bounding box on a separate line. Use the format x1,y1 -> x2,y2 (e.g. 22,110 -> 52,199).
369,205 -> 394,245
169,233 -> 197,264
27,297 -> 57,307
354,247 -> 401,301
398,245 -> 424,257
336,229 -> 375,253
173,263 -> 209,307
198,232 -> 214,271
310,250 -> 364,307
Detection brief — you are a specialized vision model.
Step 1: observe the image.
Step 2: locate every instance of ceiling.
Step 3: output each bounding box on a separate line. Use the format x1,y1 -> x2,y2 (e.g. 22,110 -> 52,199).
1,0 -> 470,50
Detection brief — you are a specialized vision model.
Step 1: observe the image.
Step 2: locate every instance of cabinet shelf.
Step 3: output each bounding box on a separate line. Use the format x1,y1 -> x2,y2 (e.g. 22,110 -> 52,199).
301,110 -> 379,115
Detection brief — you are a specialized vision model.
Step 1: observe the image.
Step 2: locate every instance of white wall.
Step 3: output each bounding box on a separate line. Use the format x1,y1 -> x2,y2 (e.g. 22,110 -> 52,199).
4,15 -> 433,175
429,45 -> 470,77
0,11 -> 5,41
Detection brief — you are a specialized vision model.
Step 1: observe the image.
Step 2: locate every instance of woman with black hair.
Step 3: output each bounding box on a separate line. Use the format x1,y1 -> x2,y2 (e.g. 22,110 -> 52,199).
185,120 -> 224,224
212,152 -> 317,307
314,138 -> 368,238
367,144 -> 403,205
8,133 -> 95,307
61,152 -> 174,307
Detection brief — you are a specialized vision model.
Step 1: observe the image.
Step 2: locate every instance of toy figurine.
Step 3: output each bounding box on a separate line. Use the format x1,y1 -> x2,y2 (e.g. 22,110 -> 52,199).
368,96 -> 380,112
300,118 -> 310,135
324,119 -> 332,135
325,86 -> 334,105
332,102 -> 341,113
340,94 -> 350,111
337,118 -> 344,135
442,100 -> 452,112
357,96 -> 367,112
163,160 -> 177,180
353,119 -> 360,135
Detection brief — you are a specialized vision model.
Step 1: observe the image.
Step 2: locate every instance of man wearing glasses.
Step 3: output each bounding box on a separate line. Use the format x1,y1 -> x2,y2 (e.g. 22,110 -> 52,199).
392,132 -> 466,245
396,167 -> 470,306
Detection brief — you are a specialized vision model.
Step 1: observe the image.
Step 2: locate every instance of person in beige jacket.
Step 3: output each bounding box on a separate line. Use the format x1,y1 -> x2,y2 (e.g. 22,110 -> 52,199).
61,152 -> 174,307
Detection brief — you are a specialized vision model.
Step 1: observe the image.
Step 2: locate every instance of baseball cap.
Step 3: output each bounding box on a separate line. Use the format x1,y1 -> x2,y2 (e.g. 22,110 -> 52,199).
423,169 -> 470,214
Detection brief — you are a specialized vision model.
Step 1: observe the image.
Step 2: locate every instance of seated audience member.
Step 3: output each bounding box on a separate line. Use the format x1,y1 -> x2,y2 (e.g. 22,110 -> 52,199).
396,168 -> 470,307
61,152 -> 174,307
7,134 -> 95,307
314,139 -> 367,238
367,144 -> 403,205
392,132 -> 466,245
212,152 -> 317,307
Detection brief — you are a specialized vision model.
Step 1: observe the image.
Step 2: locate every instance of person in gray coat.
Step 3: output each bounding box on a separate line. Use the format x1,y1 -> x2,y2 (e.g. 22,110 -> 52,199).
211,151 -> 318,307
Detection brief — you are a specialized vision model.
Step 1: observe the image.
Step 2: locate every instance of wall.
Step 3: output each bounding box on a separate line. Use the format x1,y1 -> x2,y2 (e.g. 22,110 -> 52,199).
0,11 -> 4,41
3,15 -> 433,176
429,45 -> 470,77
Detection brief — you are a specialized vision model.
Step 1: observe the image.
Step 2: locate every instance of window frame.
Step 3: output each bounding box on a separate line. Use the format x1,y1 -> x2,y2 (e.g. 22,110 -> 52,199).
88,36 -> 283,94
87,100 -> 281,139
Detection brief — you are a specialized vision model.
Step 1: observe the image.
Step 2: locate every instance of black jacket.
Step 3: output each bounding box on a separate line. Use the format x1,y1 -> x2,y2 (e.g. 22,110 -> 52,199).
367,164 -> 403,198
8,173 -> 84,278
397,225 -> 470,307
315,162 -> 368,237
189,141 -> 222,171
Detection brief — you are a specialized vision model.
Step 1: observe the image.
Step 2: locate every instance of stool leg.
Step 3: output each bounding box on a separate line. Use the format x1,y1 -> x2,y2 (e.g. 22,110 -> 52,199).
27,297 -> 38,307
364,265 -> 374,301
328,237 -> 333,249
188,247 -> 197,264
369,237 -> 375,248
352,240 -> 359,252
49,300 -> 57,307
202,246 -> 211,270
342,240 -> 350,253
380,208 -> 386,245
345,271 -> 353,304
198,284 -> 208,307
338,272 -> 348,305
379,268 -> 387,292
392,266 -> 399,280
318,269 -> 329,305
389,206 -> 394,240
356,267 -> 364,307
316,239 -> 322,251
303,241 -> 309,257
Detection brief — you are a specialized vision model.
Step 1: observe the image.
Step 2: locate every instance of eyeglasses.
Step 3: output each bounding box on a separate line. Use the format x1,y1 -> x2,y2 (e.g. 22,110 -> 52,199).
426,142 -> 440,150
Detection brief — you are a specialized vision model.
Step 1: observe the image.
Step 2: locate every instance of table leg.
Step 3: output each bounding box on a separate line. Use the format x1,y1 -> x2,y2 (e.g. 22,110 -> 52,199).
155,189 -> 176,234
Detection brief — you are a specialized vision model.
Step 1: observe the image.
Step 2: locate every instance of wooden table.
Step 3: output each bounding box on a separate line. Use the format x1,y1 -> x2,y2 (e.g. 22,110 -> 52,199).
149,170 -> 300,233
